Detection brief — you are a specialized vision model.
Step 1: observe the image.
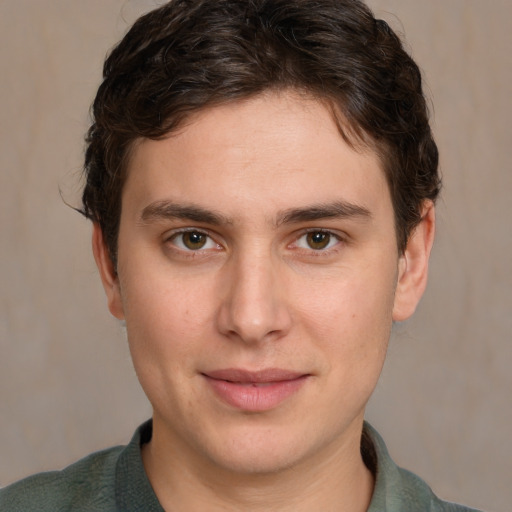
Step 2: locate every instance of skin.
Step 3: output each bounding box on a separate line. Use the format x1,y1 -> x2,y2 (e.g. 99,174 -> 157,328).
93,90 -> 435,511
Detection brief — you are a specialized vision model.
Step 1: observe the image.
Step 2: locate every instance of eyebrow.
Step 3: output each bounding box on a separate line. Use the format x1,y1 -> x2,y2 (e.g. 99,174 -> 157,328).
139,199 -> 371,227
276,201 -> 372,226
139,200 -> 231,226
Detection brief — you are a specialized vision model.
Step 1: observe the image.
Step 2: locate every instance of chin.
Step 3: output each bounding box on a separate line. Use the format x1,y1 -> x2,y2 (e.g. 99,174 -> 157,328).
211,447 -> 300,475
201,424 -> 315,476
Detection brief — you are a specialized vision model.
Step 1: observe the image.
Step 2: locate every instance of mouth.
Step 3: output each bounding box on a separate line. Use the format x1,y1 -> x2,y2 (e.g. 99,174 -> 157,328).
202,368 -> 310,412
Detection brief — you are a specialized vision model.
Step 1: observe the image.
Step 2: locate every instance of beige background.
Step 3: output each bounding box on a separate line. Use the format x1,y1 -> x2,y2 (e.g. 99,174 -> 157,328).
1,1 -> 510,510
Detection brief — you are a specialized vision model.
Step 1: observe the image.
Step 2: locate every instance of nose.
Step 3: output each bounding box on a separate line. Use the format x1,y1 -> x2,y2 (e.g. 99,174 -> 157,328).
216,252 -> 292,345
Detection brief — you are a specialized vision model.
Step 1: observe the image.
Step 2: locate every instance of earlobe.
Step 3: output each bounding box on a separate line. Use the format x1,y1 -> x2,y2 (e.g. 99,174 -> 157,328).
392,202 -> 436,322
92,223 -> 125,320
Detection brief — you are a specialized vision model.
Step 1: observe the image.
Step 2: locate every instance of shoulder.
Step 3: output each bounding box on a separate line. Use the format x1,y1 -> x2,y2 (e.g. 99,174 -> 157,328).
0,445 -> 123,512
364,422 -> 483,512
396,466 -> 482,512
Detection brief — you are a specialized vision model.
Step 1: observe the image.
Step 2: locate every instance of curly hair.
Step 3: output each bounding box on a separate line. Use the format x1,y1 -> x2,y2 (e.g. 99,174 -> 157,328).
82,0 -> 440,264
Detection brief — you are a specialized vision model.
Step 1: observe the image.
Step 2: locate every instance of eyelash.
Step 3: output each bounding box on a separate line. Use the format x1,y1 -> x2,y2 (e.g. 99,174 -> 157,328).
165,228 -> 222,254
164,228 -> 345,257
291,229 -> 344,255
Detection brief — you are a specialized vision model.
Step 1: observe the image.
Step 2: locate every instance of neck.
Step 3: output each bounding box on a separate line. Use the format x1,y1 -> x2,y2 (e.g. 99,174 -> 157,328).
142,420 -> 375,512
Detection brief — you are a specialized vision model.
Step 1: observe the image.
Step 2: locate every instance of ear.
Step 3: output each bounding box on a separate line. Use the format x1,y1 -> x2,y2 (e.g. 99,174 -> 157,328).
392,201 -> 436,322
92,223 -> 125,320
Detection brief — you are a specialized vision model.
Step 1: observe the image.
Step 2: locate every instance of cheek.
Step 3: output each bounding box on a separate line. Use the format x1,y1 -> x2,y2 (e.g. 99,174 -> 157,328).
293,267 -> 395,372
118,268 -> 216,370
120,281 -> 215,415
297,269 -> 395,329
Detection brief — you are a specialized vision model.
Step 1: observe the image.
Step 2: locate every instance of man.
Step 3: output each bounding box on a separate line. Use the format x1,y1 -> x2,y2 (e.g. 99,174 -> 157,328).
0,1 -> 481,510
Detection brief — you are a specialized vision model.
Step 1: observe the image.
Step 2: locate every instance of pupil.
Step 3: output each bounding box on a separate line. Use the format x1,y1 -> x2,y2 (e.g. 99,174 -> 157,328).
307,232 -> 330,250
184,232 -> 206,249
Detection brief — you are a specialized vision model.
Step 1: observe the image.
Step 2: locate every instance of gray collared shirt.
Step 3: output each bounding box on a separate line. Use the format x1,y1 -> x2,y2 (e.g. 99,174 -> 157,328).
0,420 -> 482,511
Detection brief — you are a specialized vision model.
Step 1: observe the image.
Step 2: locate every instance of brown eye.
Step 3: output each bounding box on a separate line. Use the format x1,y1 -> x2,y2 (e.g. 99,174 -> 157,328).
181,232 -> 208,250
168,230 -> 220,253
306,232 -> 331,250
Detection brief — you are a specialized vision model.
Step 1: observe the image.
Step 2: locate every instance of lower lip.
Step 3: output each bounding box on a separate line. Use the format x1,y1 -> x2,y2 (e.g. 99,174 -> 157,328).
204,375 -> 309,412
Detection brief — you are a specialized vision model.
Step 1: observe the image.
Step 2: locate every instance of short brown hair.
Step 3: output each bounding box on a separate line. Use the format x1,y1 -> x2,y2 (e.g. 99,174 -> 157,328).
82,0 -> 440,264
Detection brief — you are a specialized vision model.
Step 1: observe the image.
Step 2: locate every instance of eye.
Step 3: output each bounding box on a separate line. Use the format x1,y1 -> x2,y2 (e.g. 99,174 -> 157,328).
295,231 -> 340,251
169,231 -> 220,251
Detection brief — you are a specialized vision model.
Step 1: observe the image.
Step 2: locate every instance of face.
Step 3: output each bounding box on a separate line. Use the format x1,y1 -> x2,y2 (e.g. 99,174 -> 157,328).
94,91 -> 432,476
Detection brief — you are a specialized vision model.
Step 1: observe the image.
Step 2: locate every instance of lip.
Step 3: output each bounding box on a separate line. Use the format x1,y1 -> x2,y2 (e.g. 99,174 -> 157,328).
202,368 -> 310,412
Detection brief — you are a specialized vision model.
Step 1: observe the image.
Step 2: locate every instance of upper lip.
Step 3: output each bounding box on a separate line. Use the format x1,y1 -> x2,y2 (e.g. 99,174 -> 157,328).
202,368 -> 308,383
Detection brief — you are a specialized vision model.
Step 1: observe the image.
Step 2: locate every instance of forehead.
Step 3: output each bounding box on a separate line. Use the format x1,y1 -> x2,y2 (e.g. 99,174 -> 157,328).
123,91 -> 391,224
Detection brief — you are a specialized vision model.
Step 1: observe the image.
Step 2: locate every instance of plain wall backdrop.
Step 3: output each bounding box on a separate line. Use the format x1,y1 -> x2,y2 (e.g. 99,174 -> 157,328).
1,1 -> 511,510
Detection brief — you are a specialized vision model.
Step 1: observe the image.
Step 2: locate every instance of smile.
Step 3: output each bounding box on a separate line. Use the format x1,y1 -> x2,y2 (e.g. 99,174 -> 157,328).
202,369 -> 310,412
